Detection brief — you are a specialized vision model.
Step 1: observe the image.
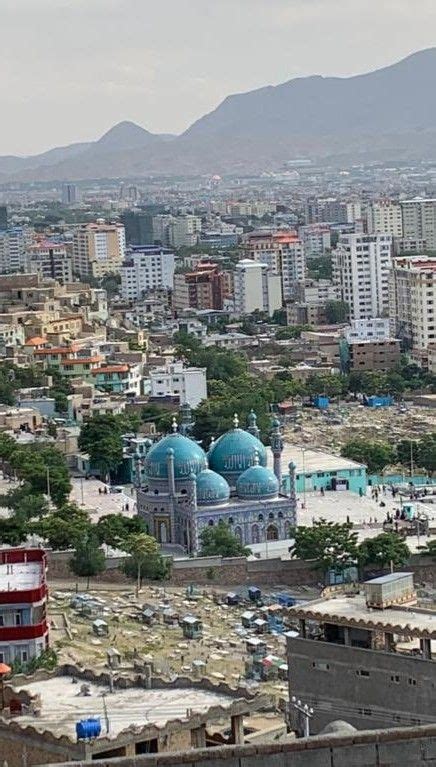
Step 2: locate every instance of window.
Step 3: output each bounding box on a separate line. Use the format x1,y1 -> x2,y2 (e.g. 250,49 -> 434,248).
356,669 -> 370,677
312,661 -> 330,671
408,678 -> 417,686
391,675 -> 400,683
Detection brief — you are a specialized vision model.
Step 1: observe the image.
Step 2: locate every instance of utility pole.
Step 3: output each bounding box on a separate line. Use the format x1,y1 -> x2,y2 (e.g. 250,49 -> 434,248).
291,696 -> 314,738
46,467 -> 51,507
410,440 -> 414,479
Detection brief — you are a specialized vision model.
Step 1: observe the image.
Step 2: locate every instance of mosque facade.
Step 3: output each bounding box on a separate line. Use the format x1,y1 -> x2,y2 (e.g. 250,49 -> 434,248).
136,407 -> 297,553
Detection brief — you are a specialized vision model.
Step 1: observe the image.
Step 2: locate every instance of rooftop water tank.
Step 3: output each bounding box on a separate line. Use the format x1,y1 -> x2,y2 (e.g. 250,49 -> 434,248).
76,718 -> 102,741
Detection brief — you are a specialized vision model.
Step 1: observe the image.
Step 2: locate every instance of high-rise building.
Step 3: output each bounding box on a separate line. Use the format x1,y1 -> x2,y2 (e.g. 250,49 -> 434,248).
0,227 -> 29,273
367,200 -> 403,237
121,210 -> 154,246
173,262 -> 226,312
305,197 -> 347,224
73,221 -> 126,278
332,234 -> 393,320
400,197 -> 436,250
233,259 -> 282,317
389,255 -> 436,367
167,215 -> 201,248
120,246 -> 175,301
0,206 -> 7,231
61,183 -> 79,205
245,231 -> 305,301
24,241 -> 73,283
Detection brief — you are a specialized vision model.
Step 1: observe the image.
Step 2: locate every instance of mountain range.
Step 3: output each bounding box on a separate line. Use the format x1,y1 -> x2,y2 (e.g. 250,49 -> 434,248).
3,48 -> 436,182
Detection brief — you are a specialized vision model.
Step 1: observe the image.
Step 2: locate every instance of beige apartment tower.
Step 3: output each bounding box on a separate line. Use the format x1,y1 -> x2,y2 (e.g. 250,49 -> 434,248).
73,220 -> 126,278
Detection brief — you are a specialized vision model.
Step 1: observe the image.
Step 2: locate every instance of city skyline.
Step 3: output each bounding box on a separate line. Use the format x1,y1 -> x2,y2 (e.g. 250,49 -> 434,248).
2,0 -> 436,154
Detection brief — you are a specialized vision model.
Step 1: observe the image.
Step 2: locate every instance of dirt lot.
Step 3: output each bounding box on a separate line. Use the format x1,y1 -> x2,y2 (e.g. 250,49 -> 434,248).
284,401 -> 436,454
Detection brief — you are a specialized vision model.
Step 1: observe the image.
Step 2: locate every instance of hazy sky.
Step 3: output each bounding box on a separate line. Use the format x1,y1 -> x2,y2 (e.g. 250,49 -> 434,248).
2,0 -> 436,155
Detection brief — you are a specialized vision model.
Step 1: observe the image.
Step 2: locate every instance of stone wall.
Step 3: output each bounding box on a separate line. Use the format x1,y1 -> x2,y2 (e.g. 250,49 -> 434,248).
46,548 -> 436,589
38,724 -> 436,767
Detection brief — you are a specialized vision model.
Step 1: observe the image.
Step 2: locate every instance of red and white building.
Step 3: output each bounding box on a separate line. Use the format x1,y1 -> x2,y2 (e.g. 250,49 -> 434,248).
0,549 -> 49,665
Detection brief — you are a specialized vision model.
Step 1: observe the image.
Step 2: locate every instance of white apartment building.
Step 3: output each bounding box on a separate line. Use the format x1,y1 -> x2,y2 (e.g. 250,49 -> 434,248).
120,247 -> 175,301
24,242 -> 73,283
344,318 -> 391,343
168,215 -> 201,248
233,259 -> 282,317
73,220 -> 126,278
149,361 -> 207,408
400,198 -> 436,251
332,234 -> 393,320
367,200 -> 403,237
389,256 -> 436,367
0,227 -> 30,273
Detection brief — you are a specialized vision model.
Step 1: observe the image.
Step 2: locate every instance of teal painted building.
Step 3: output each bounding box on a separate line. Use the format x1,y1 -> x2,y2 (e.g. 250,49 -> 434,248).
277,447 -> 367,496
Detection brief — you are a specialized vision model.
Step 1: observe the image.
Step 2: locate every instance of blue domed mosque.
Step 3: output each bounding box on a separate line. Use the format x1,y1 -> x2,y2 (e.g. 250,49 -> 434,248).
137,407 -> 297,553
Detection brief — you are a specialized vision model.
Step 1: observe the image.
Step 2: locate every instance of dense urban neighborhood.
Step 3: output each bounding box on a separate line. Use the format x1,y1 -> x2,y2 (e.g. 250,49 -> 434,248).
3,9 -> 436,765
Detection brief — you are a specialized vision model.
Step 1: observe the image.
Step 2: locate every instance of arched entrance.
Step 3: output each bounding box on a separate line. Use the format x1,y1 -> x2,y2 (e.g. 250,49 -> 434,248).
251,524 -> 260,544
266,524 -> 278,541
234,525 -> 243,543
159,521 -> 168,544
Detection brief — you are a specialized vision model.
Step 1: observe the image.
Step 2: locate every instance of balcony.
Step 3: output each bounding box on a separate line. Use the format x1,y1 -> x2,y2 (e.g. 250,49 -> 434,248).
0,620 -> 48,641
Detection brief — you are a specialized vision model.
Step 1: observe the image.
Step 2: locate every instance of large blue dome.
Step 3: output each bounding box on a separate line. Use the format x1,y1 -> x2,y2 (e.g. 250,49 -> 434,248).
144,433 -> 207,480
236,464 -> 279,500
196,469 -> 230,506
208,427 -> 267,482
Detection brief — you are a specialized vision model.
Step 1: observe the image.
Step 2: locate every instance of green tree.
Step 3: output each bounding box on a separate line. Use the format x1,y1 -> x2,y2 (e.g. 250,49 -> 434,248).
416,434 -> 436,475
31,504 -> 91,549
271,308 -> 287,326
124,533 -> 169,593
325,300 -> 349,324
0,485 -> 49,521
358,533 -> 410,570
275,325 -> 311,340
79,414 -> 125,478
96,514 -> 146,548
306,374 -> 345,399
396,440 -> 418,469
70,531 -> 106,589
198,522 -> 251,558
307,255 -> 333,281
0,517 -> 27,546
289,520 -> 358,573
341,439 -> 395,474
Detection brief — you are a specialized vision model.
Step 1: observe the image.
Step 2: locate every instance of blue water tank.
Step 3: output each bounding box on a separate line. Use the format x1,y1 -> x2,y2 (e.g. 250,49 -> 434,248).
76,718 -> 102,741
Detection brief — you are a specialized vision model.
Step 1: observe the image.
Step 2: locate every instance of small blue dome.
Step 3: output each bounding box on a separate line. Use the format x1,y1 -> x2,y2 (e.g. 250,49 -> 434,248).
236,465 -> 279,500
208,428 -> 267,482
144,433 -> 207,480
196,469 -> 230,506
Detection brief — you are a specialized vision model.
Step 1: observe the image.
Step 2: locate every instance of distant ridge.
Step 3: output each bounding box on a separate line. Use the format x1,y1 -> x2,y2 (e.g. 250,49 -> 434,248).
3,48 -> 436,181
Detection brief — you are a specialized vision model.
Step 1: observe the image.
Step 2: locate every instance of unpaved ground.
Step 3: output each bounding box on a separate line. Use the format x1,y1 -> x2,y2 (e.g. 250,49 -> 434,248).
48,584 -> 312,700
284,401 -> 436,454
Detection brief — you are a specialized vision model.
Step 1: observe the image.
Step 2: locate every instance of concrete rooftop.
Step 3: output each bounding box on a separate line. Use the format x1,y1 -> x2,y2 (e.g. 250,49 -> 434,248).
0,562 -> 42,592
14,677 -> 235,739
290,594 -> 436,640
